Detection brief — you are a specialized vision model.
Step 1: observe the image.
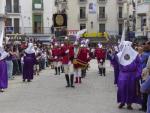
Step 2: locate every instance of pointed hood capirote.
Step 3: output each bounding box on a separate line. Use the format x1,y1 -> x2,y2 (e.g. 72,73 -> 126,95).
117,41 -> 138,66
25,43 -> 35,54
0,47 -> 8,61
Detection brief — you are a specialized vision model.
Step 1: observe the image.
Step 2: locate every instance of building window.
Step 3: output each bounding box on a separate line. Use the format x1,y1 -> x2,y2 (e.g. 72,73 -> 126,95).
118,7 -> 123,18
14,18 -> 20,33
80,7 -> 86,19
99,24 -> 105,32
141,17 -> 146,31
99,7 -> 105,18
5,18 -> 12,26
33,0 -> 43,10
14,0 -> 19,13
119,23 -> 123,35
33,14 -> 43,33
33,0 -> 42,3
80,24 -> 86,30
5,18 -> 12,34
99,0 -> 105,1
6,0 -> 12,13
80,0 -> 86,2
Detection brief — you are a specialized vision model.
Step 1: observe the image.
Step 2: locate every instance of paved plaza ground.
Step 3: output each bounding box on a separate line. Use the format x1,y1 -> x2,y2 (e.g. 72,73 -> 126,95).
0,60 -> 144,113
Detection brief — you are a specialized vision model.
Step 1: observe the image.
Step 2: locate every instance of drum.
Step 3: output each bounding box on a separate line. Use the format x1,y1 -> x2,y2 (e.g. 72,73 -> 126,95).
73,59 -> 88,69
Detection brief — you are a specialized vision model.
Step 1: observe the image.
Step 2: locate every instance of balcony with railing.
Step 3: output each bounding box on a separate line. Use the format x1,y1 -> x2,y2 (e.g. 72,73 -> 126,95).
97,0 -> 107,4
78,14 -> 88,21
78,0 -> 87,4
5,27 -> 52,35
61,0 -> 67,4
5,5 -> 21,15
24,27 -> 51,34
97,14 -> 107,21
117,0 -> 125,4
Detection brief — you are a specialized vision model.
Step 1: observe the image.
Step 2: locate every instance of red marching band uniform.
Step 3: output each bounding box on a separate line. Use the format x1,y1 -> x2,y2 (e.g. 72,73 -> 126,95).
51,46 -> 61,75
73,45 -> 90,83
74,47 -> 90,69
61,43 -> 75,88
95,47 -> 106,76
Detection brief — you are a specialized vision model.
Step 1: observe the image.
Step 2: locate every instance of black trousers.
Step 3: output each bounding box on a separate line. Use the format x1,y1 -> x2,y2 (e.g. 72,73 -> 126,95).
13,60 -> 20,75
142,93 -> 148,110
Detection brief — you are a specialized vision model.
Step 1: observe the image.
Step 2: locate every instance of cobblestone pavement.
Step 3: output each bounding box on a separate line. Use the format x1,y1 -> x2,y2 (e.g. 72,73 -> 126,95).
0,60 -> 144,113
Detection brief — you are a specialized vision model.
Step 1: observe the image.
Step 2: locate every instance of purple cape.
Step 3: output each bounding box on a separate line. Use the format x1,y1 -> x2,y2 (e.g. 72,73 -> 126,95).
111,53 -> 119,84
117,56 -> 142,104
23,53 -> 36,80
0,60 -> 8,89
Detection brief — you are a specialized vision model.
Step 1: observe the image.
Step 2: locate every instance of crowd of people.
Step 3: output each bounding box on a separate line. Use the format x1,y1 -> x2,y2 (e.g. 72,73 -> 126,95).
0,35 -> 150,113
0,40 -> 51,88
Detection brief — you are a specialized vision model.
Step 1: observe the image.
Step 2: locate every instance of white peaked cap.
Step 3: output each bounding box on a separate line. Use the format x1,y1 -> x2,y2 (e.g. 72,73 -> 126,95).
55,43 -> 58,46
80,44 -> 84,47
61,43 -> 64,47
81,39 -> 85,44
74,41 -> 78,45
117,41 -> 138,66
98,42 -> 102,48
83,44 -> 86,47
65,36 -> 68,40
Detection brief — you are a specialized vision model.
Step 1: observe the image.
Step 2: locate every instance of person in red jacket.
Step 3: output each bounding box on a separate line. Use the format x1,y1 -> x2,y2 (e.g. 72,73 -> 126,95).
61,37 -> 75,88
51,43 -> 61,75
60,43 -> 64,73
74,44 -> 90,83
95,43 -> 106,76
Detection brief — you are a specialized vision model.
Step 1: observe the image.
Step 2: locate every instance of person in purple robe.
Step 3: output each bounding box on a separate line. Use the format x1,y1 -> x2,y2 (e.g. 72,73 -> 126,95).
109,50 -> 119,84
117,41 -> 142,110
23,43 -> 36,82
0,47 -> 9,92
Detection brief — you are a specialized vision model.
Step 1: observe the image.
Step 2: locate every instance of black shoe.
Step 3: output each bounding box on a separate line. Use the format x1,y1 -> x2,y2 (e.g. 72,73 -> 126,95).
66,85 -> 70,88
58,67 -> 60,75
23,79 -> 25,82
55,67 -> 57,75
70,74 -> 75,88
0,89 -> 4,92
61,66 -> 64,73
118,103 -> 125,109
99,68 -> 102,76
70,85 -> 75,88
65,74 -> 70,88
27,80 -> 31,82
127,105 -> 133,110
103,68 -> 106,76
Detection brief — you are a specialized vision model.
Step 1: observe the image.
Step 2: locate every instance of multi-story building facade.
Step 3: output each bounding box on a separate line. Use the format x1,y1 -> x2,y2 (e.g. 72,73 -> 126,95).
136,0 -> 150,39
54,0 -> 125,36
5,0 -> 54,37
